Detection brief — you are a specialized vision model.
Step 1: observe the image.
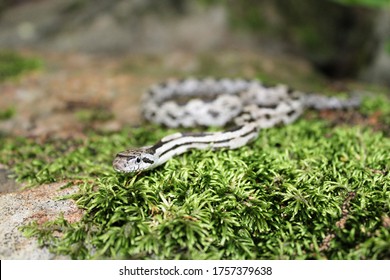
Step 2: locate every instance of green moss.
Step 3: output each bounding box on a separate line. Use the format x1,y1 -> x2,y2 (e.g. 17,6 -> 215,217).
385,40 -> 390,56
61,0 -> 87,14
360,93 -> 390,128
332,0 -> 390,8
0,51 -> 42,81
0,107 -> 15,120
75,109 -> 114,123
1,94 -> 385,259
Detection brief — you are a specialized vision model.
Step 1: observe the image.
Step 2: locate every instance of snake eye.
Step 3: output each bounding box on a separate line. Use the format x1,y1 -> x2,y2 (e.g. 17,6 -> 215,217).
135,157 -> 141,164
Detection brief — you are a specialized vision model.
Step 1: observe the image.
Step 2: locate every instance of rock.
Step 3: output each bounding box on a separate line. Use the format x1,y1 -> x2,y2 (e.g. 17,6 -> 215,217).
0,0 -> 228,53
0,165 -> 20,194
0,182 -> 82,259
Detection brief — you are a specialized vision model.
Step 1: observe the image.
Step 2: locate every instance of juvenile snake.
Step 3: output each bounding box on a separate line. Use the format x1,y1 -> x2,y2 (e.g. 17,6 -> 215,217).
113,78 -> 359,173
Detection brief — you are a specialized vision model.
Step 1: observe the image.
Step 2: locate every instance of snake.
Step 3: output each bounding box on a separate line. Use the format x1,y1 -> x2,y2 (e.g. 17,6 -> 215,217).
113,78 -> 360,173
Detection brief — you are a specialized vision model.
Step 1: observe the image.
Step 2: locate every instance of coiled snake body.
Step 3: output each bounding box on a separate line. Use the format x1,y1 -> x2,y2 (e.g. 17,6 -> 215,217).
113,78 -> 359,173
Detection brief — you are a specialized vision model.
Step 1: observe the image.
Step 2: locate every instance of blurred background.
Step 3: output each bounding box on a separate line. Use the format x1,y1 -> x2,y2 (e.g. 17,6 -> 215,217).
0,0 -> 389,137
1,0 -> 390,82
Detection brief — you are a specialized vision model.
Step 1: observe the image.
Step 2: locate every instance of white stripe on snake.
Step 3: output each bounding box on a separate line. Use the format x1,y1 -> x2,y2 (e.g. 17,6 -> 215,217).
113,78 -> 359,173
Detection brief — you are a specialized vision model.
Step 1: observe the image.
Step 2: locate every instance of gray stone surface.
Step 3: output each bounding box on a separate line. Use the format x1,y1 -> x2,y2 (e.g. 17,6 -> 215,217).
0,182 -> 82,259
0,0 -> 229,53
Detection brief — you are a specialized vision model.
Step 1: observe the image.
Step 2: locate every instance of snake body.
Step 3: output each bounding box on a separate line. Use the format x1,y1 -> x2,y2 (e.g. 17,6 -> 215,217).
113,78 -> 359,173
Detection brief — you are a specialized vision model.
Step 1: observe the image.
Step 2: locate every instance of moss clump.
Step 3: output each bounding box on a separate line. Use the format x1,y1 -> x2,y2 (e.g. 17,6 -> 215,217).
385,40 -> 390,56
332,0 -> 390,8
0,51 -> 42,81
3,94 -> 387,259
0,107 -> 15,120
19,119 -> 390,260
75,109 -> 114,123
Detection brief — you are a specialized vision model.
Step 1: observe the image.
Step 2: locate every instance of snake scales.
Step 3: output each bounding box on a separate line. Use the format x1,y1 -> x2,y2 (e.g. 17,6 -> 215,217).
113,78 -> 359,173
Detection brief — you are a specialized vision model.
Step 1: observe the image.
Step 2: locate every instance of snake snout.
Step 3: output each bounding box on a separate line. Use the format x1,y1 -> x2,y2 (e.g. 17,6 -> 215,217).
112,155 -> 131,172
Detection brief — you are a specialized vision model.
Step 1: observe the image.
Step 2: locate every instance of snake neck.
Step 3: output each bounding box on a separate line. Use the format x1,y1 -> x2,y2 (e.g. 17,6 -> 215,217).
150,123 -> 259,167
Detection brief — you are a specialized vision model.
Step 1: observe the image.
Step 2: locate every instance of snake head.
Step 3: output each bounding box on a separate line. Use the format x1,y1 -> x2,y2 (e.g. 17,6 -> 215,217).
113,147 -> 157,173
